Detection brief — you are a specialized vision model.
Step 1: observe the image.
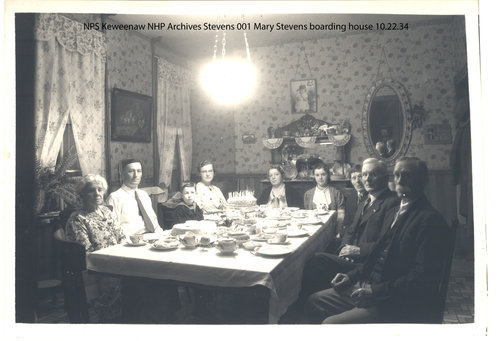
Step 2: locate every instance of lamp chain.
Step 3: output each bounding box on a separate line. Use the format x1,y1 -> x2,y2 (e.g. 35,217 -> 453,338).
243,30 -> 252,63
212,29 -> 219,62
221,31 -> 226,61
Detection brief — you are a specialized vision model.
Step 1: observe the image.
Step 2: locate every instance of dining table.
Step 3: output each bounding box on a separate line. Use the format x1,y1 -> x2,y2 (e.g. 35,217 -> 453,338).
86,209 -> 338,323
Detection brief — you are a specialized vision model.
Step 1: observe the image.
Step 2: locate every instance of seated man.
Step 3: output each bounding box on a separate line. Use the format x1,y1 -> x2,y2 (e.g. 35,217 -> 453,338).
339,164 -> 368,235
107,159 -> 176,323
107,158 -> 163,237
299,158 -> 399,303
305,157 -> 449,324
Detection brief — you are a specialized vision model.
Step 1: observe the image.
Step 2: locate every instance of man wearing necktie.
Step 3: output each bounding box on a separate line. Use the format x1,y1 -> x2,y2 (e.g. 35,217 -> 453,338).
305,157 -> 449,324
107,159 -> 175,323
299,159 -> 399,304
107,159 -> 163,238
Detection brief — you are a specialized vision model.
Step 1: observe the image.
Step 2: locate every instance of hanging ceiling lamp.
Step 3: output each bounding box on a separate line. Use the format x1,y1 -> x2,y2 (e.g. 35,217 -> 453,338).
201,22 -> 256,105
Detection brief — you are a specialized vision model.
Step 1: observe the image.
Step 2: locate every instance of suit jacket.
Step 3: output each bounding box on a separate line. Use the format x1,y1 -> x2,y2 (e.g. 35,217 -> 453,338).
339,188 -> 368,230
347,195 -> 449,322
303,186 -> 345,211
257,183 -> 304,209
340,188 -> 399,260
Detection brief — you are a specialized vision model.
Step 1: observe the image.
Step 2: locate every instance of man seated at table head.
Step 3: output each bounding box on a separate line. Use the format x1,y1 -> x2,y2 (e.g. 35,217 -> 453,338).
107,158 -> 163,237
305,157 -> 449,324
299,158 -> 399,304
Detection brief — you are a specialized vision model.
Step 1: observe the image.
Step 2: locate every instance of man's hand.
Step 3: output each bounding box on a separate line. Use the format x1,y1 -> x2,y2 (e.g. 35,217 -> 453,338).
331,273 -> 351,289
338,244 -> 361,257
351,284 -> 374,308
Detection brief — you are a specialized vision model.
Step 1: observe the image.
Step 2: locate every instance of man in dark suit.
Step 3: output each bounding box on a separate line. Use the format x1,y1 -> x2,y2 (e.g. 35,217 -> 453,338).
299,158 -> 399,302
339,164 -> 368,231
305,157 -> 449,324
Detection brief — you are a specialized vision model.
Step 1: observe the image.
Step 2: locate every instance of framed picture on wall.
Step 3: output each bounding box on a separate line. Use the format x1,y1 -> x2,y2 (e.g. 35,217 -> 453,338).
290,79 -> 317,114
111,88 -> 152,142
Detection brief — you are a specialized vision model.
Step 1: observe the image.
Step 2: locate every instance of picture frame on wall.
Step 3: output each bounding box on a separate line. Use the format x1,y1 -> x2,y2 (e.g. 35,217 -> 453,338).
290,79 -> 317,114
111,88 -> 152,142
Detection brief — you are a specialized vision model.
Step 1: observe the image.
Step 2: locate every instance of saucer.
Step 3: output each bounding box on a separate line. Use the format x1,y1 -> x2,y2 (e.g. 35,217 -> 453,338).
125,241 -> 147,247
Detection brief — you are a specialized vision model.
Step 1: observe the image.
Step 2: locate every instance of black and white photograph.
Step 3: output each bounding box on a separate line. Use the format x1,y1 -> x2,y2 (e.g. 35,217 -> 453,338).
4,0 -> 493,339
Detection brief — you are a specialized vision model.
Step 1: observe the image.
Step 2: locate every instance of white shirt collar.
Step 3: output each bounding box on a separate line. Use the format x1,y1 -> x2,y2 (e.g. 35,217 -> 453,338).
121,184 -> 138,195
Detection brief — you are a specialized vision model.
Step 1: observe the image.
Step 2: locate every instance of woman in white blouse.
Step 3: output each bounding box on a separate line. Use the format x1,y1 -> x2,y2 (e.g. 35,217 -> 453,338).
304,162 -> 345,222
195,160 -> 228,213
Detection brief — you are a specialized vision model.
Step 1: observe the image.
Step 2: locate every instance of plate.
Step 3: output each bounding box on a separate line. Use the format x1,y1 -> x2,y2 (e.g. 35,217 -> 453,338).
150,244 -> 178,251
254,246 -> 293,257
267,240 -> 291,245
291,212 -> 308,218
286,230 -> 309,237
125,241 -> 147,247
298,218 -> 322,225
251,233 -> 273,241
315,210 -> 329,215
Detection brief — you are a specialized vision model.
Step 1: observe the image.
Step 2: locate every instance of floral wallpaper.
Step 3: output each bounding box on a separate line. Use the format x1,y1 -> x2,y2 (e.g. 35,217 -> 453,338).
190,88 -> 236,174
105,26 -> 154,185
191,19 -> 468,174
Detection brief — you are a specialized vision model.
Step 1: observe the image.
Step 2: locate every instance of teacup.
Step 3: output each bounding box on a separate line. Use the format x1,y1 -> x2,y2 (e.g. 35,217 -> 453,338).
181,233 -> 197,247
246,225 -> 257,235
270,233 -> 287,244
199,235 -> 212,247
216,238 -> 238,253
129,234 -> 144,245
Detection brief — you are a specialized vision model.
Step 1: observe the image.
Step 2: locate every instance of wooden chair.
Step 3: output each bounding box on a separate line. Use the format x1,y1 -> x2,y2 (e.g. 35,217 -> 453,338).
53,228 -> 89,323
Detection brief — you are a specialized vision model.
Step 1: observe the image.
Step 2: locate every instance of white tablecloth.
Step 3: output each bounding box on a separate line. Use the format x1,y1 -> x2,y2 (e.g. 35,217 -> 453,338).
87,211 -> 337,323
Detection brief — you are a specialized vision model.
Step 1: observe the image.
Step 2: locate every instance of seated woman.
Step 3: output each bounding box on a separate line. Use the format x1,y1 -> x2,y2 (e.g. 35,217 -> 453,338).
304,162 -> 345,223
195,160 -> 228,213
65,174 -> 125,322
257,164 -> 303,208
164,182 -> 204,225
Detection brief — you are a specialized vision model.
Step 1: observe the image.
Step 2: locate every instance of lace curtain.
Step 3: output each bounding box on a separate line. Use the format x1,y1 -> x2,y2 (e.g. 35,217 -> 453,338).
34,13 -> 106,175
156,57 -> 193,189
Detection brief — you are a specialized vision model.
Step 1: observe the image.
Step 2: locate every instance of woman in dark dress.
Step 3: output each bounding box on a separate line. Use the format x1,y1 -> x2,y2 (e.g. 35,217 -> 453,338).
257,164 -> 303,208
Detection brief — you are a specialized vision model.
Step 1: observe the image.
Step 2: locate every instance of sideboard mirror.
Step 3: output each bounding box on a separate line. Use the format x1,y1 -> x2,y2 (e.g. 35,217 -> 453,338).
361,78 -> 412,163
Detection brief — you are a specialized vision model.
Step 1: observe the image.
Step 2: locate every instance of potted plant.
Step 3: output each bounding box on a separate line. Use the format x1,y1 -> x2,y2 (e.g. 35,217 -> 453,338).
34,147 -> 81,215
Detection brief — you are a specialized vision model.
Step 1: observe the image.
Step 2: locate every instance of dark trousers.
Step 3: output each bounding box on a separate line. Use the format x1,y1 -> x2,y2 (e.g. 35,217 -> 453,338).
298,252 -> 358,306
304,284 -> 387,324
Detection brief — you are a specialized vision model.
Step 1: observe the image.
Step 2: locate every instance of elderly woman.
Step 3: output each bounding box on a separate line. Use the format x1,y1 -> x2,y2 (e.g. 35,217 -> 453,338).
65,174 -> 125,323
304,162 -> 345,222
195,160 -> 228,213
66,174 -> 125,251
257,164 -> 303,208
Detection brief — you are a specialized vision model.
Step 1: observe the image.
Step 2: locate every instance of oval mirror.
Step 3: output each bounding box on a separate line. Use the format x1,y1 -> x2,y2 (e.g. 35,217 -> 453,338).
361,78 -> 412,163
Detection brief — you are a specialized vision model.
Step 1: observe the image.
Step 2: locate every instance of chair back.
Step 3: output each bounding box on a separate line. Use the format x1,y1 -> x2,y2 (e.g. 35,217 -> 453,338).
54,228 -> 87,273
53,228 -> 89,323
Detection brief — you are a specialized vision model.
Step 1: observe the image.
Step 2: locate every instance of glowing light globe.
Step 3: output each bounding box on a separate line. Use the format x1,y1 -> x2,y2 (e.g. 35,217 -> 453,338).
201,59 -> 256,105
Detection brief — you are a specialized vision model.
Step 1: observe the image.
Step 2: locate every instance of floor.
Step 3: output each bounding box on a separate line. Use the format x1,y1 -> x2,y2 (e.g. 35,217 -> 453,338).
35,256 -> 474,324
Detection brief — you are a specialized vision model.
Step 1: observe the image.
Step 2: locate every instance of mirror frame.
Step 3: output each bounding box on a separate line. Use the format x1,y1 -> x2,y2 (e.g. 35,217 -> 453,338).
361,78 -> 412,164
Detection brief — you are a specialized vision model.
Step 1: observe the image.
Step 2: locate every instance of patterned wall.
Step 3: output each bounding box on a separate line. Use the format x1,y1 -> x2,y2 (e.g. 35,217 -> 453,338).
450,16 -> 467,74
190,87 -> 236,174
191,19 -> 467,174
105,27 -> 154,184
